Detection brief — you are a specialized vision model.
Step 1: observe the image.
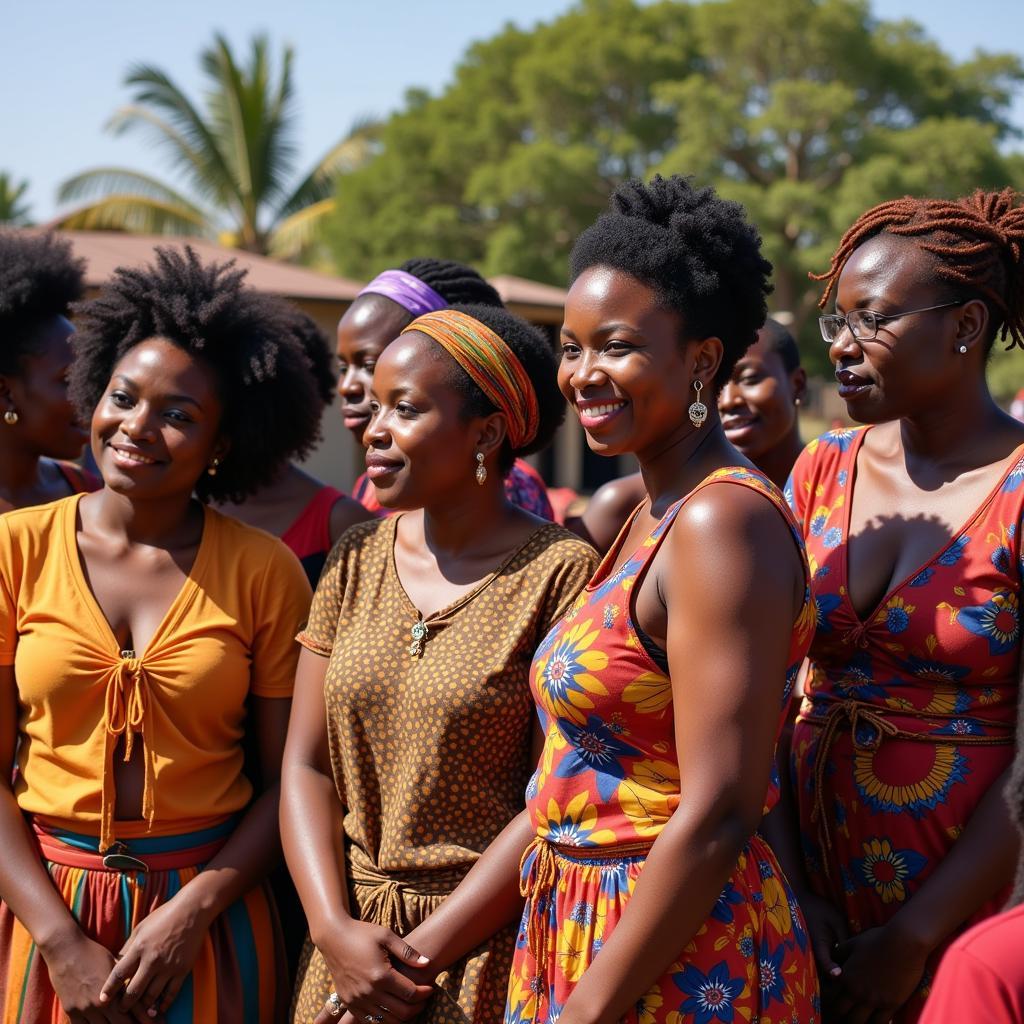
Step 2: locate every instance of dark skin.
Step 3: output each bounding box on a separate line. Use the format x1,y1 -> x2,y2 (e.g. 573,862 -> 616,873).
368,265 -> 805,1024
0,338 -> 293,1023
215,462 -> 371,546
0,315 -> 90,512
282,332 -> 548,1024
764,233 -> 1024,1023
572,323 -> 806,552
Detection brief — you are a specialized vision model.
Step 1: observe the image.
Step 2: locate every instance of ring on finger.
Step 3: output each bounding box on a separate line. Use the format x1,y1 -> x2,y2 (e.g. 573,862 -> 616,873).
365,1014 -> 384,1024
325,991 -> 344,1017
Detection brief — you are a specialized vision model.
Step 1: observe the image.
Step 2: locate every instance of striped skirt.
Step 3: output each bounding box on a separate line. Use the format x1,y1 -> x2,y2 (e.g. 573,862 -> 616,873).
0,819 -> 288,1024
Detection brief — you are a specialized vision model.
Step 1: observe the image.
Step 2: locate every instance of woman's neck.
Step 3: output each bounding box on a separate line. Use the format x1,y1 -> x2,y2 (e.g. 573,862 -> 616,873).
87,486 -> 203,548
0,442 -> 51,509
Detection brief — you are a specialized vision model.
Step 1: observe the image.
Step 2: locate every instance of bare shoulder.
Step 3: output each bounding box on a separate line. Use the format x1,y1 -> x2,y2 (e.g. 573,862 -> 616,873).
328,493 -> 374,544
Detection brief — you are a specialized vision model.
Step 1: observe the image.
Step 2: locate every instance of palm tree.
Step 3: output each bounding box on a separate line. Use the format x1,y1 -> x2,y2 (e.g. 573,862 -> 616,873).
0,173 -> 32,225
55,34 -> 376,259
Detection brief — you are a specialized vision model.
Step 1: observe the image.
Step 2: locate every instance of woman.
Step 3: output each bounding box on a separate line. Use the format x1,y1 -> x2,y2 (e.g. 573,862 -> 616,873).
0,231 -> 98,510
0,247 -> 313,1024
216,305 -> 371,586
778,188 -> 1024,1023
335,175 -> 820,1024
339,258 -> 554,519
572,317 -> 805,552
282,303 -> 597,1023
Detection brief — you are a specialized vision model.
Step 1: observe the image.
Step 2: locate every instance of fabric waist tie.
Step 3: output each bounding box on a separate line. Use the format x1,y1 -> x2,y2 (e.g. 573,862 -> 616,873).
519,835 -> 653,1008
32,818 -> 234,873
801,697 -> 1013,877
346,844 -> 469,934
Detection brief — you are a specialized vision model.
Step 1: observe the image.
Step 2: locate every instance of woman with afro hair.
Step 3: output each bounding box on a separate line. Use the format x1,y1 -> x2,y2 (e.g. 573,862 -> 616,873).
216,304 -> 371,587
342,175 -> 820,1024
0,231 -> 97,510
0,247 -> 313,1023
769,188 -> 1024,1023
281,302 -> 597,1024
337,257 -> 554,519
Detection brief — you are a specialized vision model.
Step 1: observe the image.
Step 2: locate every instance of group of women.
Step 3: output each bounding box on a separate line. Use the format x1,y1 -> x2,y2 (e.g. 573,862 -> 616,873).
0,177 -> 1022,1024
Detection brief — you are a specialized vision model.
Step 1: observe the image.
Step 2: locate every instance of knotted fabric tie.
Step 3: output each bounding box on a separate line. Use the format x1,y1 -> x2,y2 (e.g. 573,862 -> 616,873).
805,696 -> 1012,878
101,654 -> 156,852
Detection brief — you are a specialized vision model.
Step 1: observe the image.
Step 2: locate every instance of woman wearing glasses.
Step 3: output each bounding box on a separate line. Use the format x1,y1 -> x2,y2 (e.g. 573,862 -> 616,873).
771,189 -> 1024,1023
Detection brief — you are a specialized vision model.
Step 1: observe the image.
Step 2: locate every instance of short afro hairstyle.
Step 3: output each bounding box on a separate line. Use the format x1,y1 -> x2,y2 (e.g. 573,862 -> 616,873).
761,317 -> 801,373
0,231 -> 85,374
570,175 -> 773,388
70,246 -> 323,502
282,306 -> 336,405
437,302 -> 564,473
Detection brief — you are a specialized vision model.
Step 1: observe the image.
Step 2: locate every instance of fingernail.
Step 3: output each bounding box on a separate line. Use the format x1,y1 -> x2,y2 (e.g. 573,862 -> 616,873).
99,994 -> 108,1003
417,955 -> 430,964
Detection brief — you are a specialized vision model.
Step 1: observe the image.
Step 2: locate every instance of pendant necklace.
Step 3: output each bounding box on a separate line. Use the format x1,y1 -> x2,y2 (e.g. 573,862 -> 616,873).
408,617 -> 428,658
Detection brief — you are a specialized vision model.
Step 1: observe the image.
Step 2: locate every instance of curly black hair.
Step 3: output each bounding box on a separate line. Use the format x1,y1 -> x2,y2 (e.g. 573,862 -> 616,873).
434,302 -> 564,473
69,246 -> 323,502
569,175 -> 773,388
0,231 -> 85,374
282,306 -> 336,406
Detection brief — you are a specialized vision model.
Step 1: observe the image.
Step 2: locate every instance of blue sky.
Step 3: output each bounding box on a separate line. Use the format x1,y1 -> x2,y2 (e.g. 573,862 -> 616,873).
6,0 -> 1024,222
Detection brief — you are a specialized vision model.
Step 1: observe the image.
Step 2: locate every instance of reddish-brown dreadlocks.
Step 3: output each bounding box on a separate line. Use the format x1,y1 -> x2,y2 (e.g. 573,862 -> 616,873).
811,188 -> 1024,350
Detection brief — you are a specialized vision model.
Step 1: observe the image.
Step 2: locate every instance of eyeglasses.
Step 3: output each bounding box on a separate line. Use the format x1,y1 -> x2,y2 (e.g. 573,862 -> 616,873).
819,300 -> 966,344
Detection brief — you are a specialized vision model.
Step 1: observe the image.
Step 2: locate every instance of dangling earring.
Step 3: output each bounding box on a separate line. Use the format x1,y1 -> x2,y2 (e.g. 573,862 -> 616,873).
688,379 -> 707,428
475,452 -> 487,485
207,457 -> 220,477
794,397 -> 802,408
3,410 -> 18,425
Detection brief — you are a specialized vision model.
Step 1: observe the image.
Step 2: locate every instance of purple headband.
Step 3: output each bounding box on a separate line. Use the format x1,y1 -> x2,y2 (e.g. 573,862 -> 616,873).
356,269 -> 448,317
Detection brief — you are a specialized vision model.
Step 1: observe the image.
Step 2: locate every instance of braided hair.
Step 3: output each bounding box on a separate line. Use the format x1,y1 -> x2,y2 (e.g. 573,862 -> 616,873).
398,258 -> 502,308
570,175 -> 773,387
0,231 -> 85,374
812,189 -> 1024,351
70,246 -> 323,502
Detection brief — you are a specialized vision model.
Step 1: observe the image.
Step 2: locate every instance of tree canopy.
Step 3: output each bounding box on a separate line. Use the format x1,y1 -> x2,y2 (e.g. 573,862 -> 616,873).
55,34 -> 376,259
324,0 -> 1024,377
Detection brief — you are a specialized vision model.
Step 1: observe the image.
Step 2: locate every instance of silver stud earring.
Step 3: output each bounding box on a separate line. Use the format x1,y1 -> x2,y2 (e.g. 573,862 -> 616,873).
688,379 -> 707,428
475,452 -> 487,485
958,345 -> 968,354
3,410 -> 18,425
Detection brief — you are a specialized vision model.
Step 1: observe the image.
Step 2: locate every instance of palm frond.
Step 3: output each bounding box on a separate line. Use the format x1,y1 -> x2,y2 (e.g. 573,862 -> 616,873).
0,172 -> 31,225
268,197 -> 335,260
52,195 -> 210,236
57,167 -> 206,220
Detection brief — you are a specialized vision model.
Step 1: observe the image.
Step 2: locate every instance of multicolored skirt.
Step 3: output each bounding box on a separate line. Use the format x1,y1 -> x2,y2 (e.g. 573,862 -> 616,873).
506,835 -> 820,1024
0,819 -> 287,1024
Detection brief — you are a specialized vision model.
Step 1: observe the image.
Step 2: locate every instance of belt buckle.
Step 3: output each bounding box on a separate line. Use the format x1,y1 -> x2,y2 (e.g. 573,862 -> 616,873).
102,841 -> 149,873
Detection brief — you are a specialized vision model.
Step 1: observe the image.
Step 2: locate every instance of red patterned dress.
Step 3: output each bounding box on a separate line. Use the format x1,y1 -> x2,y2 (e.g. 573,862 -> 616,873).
506,468 -> 819,1024
787,427 -> 1023,1021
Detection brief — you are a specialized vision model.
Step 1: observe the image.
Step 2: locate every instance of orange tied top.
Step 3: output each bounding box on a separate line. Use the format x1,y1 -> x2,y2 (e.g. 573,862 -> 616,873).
0,495 -> 312,851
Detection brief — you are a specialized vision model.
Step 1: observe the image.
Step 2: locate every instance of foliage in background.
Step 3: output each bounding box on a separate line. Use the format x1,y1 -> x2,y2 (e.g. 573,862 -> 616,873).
0,173 -> 32,225
324,0 -> 1024,383
54,35 -> 377,259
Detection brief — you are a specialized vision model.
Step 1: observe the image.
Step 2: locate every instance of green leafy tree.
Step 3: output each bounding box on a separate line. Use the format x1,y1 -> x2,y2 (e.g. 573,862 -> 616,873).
325,0 -> 1023,374
55,35 -> 376,259
0,173 -> 31,225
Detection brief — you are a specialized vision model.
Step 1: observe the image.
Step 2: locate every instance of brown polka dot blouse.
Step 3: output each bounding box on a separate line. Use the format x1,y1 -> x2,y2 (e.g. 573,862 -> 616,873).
291,515 -> 597,1023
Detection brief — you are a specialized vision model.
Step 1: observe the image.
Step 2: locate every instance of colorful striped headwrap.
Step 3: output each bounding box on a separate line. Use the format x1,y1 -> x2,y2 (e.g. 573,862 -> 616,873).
402,309 -> 540,449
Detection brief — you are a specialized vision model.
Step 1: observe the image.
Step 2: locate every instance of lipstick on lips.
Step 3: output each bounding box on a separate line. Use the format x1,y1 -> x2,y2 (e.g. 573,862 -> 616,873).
835,368 -> 872,399
575,397 -> 628,430
365,450 -> 402,480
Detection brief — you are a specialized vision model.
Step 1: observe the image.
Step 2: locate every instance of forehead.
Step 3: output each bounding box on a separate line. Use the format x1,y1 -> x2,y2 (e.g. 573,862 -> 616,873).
112,337 -> 219,394
732,329 -> 784,373
836,234 -> 937,306
565,265 -> 678,327
374,331 -> 448,381
337,295 -> 411,356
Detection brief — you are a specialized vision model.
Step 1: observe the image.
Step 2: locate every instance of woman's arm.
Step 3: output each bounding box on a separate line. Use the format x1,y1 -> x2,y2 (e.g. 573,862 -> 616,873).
559,487 -> 806,1024
102,696 -> 295,1016
281,647 -> 433,1023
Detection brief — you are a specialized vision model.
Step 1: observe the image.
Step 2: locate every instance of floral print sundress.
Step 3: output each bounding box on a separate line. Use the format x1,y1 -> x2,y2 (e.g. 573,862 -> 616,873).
786,427 -> 1024,1021
505,467 -> 820,1024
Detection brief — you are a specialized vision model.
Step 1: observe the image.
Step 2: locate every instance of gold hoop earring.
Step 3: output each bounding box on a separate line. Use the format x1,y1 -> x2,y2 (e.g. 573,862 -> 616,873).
688,379 -> 707,428
207,457 -> 221,477
3,410 -> 18,425
475,452 -> 487,485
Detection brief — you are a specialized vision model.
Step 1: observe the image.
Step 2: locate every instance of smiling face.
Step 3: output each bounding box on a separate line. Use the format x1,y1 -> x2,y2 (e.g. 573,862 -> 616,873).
336,295 -> 411,439
559,266 -> 713,461
718,327 -> 804,460
828,234 -> 971,423
91,337 -> 227,500
363,332 -> 488,510
3,315 -> 88,460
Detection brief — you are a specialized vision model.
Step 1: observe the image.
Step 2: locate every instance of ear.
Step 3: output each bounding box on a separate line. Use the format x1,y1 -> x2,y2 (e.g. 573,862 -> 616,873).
474,411 -> 508,463
692,336 -> 724,386
212,435 -> 232,464
790,367 -> 808,405
954,298 -> 989,353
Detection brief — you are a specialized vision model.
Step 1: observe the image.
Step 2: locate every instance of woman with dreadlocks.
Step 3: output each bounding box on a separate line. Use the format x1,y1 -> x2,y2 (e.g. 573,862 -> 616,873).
772,189 -> 1024,1023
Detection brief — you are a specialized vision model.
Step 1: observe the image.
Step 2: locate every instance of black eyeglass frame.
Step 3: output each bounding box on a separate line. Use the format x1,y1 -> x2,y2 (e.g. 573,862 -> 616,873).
818,300 -> 967,344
